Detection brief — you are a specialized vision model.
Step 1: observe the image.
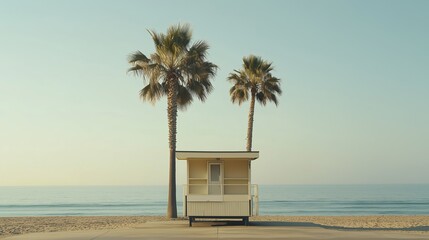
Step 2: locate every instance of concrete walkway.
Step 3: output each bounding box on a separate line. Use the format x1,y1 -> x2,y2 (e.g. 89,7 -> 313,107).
4,221 -> 429,240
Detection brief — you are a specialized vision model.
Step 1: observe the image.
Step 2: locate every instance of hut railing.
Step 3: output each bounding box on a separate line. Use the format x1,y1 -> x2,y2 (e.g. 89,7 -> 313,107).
182,184 -> 259,216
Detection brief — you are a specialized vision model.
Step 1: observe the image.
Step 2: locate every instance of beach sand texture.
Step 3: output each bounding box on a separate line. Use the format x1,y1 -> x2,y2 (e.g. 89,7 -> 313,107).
1,216 -> 429,239
0,216 -> 167,237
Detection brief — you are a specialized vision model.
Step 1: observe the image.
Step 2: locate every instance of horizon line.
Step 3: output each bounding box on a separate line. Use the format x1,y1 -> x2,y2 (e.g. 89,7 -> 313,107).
1,183 -> 428,187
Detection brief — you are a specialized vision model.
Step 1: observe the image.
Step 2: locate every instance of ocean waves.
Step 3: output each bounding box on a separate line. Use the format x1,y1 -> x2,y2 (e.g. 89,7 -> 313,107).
1,185 -> 428,216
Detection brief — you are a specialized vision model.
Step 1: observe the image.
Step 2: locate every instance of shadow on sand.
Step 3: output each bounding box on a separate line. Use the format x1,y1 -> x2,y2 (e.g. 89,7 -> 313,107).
194,220 -> 429,232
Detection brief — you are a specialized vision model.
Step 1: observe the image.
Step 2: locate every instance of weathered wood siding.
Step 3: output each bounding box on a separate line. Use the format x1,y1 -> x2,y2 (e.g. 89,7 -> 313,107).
187,201 -> 250,216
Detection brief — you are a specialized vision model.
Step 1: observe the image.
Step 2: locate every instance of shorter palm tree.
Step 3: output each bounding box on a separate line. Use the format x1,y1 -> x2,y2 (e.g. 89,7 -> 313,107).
228,55 -> 282,151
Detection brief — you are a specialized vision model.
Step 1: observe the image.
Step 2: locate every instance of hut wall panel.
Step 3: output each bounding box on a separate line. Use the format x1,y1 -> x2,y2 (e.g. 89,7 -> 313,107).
224,161 -> 248,178
187,201 -> 249,216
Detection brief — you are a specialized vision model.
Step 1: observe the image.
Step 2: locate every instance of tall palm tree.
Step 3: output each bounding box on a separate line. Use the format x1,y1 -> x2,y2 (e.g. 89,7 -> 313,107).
228,55 -> 282,151
128,24 -> 217,218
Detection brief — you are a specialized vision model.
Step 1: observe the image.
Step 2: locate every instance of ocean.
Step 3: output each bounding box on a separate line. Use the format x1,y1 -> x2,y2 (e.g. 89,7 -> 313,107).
1,185 -> 428,216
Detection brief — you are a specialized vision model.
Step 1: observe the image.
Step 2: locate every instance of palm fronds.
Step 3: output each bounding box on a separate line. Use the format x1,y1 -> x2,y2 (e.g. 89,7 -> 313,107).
128,24 -> 217,109
228,55 -> 281,106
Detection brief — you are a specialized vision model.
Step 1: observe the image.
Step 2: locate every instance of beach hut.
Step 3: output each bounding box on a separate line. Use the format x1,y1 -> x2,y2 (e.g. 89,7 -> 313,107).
177,151 -> 260,226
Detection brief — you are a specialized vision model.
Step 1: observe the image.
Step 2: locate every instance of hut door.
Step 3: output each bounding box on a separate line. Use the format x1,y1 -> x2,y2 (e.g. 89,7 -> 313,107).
208,163 -> 222,195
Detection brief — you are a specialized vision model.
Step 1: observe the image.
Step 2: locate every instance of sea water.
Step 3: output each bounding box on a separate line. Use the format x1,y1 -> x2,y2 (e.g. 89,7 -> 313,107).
0,185 -> 428,216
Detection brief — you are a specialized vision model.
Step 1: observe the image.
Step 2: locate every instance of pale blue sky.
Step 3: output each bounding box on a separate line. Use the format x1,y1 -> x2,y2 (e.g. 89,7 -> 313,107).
0,0 -> 428,185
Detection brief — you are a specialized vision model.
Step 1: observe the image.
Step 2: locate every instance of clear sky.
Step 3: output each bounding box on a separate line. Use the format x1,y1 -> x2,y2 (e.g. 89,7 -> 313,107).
1,0 -> 428,186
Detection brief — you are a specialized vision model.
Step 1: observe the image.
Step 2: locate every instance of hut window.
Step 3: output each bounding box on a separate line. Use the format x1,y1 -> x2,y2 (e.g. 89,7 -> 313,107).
209,163 -> 222,195
210,164 -> 221,182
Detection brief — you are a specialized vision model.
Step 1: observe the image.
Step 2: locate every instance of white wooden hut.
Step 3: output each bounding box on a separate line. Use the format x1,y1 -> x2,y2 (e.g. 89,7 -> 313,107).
177,151 -> 259,226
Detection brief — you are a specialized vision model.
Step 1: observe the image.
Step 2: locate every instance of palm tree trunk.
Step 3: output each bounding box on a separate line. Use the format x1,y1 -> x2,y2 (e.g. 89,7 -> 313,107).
246,91 -> 256,151
166,78 -> 178,219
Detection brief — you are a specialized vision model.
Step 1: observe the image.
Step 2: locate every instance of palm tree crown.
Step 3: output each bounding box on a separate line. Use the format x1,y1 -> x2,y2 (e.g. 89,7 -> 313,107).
128,24 -> 217,218
228,55 -> 281,151
229,55 -> 281,106
128,24 -> 217,109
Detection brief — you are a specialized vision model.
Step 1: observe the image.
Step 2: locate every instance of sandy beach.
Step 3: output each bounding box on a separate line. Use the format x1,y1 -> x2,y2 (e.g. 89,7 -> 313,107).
0,216 -> 168,237
1,215 -> 429,239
